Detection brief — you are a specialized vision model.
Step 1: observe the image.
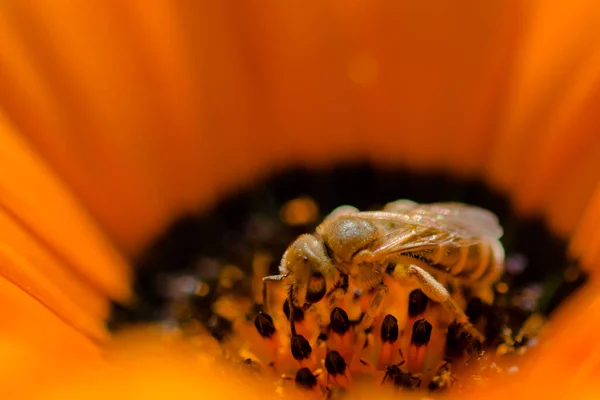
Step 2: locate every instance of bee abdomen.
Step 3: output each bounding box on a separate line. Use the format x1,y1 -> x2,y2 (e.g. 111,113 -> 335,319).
417,241 -> 496,284
449,242 -> 500,284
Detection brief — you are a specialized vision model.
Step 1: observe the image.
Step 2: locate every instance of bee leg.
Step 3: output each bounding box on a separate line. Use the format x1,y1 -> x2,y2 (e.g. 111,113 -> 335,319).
357,284 -> 389,331
325,275 -> 349,308
407,265 -> 485,342
411,376 -> 422,389
262,274 -> 287,313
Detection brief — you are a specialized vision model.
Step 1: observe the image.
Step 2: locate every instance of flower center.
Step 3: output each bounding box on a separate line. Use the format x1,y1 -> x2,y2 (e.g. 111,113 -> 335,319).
109,164 -> 586,397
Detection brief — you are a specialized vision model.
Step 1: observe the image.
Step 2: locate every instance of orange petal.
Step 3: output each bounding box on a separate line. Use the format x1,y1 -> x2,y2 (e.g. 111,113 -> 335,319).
460,281 -> 600,400
0,276 -> 102,397
0,110 -> 130,349
28,328 -> 289,400
0,1 -> 597,397
486,0 -> 600,228
570,184 -> 600,275
0,113 -> 130,302
1,1 -> 530,254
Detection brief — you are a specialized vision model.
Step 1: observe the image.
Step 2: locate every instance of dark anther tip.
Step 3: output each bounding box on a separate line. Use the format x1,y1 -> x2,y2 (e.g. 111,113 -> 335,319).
411,318 -> 433,347
408,289 -> 429,317
295,367 -> 318,389
291,334 -> 312,360
381,314 -> 399,343
329,307 -> 350,335
283,300 -> 305,322
325,350 -> 347,375
444,321 -> 483,358
254,312 -> 276,339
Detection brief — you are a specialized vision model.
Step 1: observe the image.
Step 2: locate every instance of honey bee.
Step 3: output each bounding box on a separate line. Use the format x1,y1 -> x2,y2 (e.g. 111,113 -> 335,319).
263,200 -> 504,340
382,362 -> 422,390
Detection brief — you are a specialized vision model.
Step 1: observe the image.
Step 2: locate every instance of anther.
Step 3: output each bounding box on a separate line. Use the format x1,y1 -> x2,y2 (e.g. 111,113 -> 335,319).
325,350 -> 347,376
291,334 -> 312,361
408,289 -> 429,317
380,314 -> 399,343
445,321 -> 482,359
295,367 -> 318,390
283,300 -> 305,323
329,307 -> 350,335
378,314 -> 402,368
254,312 -> 276,339
411,318 -> 432,347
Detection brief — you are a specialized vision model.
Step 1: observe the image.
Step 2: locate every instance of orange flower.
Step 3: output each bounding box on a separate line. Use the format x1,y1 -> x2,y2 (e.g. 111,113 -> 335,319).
0,0 -> 599,398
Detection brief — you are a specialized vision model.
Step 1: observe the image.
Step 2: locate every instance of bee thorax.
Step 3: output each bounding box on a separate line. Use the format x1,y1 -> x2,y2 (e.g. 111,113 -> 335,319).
321,217 -> 378,263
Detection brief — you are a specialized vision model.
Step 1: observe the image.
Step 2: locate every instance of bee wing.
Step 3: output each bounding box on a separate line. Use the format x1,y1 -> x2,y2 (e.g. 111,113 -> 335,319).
355,221 -> 477,264
419,202 -> 503,240
354,202 -> 503,240
365,223 -> 465,257
349,203 -> 502,261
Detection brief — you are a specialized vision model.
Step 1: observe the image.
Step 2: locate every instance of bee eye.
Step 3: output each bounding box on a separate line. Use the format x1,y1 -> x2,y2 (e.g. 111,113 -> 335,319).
305,272 -> 326,303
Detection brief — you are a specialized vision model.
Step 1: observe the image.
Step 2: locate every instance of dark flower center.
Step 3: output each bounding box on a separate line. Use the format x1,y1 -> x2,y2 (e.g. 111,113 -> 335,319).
109,163 -> 586,396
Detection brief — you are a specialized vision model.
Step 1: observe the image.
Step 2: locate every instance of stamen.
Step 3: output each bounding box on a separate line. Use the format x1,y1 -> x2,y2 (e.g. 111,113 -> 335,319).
254,312 -> 276,339
328,307 -> 354,361
408,289 -> 429,317
411,319 -> 432,347
409,319 -> 433,371
325,350 -> 353,388
380,314 -> 399,343
325,350 -> 347,375
295,367 -> 318,390
283,300 -> 305,323
378,314 -> 400,368
329,307 -> 350,335
114,168 -> 581,398
291,335 -> 312,361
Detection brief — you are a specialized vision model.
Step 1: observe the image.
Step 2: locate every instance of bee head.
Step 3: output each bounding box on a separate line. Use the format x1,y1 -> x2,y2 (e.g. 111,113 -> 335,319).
318,217 -> 378,263
280,234 -> 333,305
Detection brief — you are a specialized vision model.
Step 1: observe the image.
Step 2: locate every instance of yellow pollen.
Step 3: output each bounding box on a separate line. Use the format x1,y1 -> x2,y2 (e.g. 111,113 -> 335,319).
495,282 -> 509,294
281,197 -> 319,226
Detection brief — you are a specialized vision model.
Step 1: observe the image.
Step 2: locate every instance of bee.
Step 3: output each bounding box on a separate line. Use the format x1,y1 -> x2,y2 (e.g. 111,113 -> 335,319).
381,362 -> 422,390
262,200 -> 504,340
